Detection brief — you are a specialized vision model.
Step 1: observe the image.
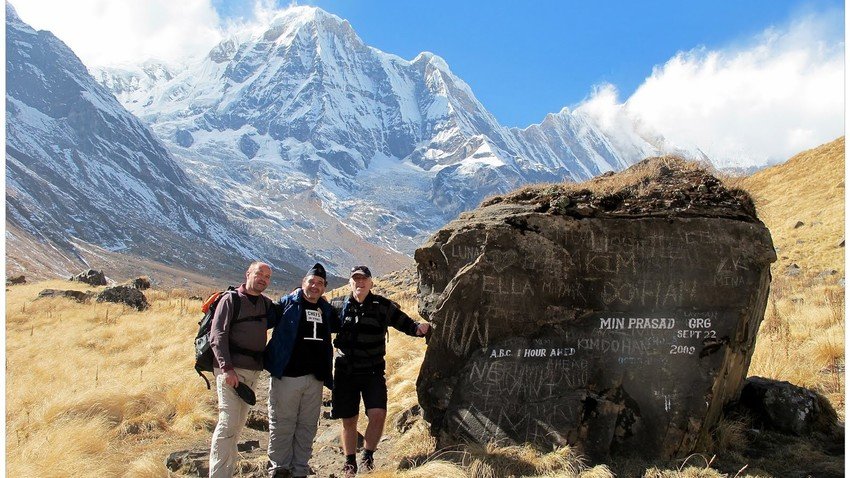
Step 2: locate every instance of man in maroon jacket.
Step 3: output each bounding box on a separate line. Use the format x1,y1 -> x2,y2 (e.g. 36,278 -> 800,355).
209,261 -> 274,478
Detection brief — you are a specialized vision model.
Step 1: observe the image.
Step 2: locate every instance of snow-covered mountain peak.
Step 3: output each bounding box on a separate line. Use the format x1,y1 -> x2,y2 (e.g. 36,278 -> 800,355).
261,8 -> 314,43
91,60 -> 180,99
268,4 -> 341,26
208,37 -> 240,63
413,51 -> 451,72
6,7 -> 323,283
256,5 -> 359,48
6,2 -> 27,29
89,5 -> 675,267
536,107 -> 573,127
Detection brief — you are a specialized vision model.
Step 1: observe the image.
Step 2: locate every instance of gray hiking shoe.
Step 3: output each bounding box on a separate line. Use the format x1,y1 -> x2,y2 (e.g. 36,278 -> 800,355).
361,454 -> 375,472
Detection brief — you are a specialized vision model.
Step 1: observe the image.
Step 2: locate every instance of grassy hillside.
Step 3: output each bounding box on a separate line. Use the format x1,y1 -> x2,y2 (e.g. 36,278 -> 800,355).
734,137 -> 845,414
738,136 -> 845,279
5,224 -> 248,290
6,267 -> 842,477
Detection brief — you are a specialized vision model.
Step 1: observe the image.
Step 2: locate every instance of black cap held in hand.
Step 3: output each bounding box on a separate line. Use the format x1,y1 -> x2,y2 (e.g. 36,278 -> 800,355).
307,263 -> 327,280
235,382 -> 256,406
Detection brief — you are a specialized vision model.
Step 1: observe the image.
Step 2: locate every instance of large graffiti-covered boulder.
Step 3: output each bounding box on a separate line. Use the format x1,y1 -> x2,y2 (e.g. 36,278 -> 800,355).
414,157 -> 776,460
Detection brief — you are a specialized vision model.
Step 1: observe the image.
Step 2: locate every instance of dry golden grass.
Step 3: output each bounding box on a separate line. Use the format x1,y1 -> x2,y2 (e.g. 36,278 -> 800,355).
737,137 -> 845,419
642,465 -> 727,478
371,460 -> 469,478
8,272 -> 839,477
483,155 -> 711,206
6,280 -> 215,478
736,136 -> 845,279
708,417 -> 749,456
746,280 -> 845,416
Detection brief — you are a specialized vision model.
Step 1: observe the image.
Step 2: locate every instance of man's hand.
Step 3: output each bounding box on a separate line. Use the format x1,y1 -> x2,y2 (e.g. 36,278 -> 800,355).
416,322 -> 431,337
224,369 -> 239,388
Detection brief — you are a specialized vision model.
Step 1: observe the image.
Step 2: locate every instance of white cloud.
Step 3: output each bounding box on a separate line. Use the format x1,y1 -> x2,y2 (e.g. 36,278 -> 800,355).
10,0 -> 224,67
623,13 -> 844,167
575,84 -> 672,159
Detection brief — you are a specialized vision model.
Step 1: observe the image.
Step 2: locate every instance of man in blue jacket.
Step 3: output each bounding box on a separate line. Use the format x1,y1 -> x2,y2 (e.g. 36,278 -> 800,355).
264,263 -> 340,478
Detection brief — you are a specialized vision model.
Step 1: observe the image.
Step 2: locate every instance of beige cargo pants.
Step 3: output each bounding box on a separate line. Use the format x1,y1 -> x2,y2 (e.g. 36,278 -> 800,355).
209,367 -> 260,478
267,374 -> 324,477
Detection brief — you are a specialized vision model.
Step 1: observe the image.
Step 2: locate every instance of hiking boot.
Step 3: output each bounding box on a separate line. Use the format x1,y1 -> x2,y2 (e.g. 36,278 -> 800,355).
342,462 -> 357,478
269,469 -> 292,478
361,454 -> 375,473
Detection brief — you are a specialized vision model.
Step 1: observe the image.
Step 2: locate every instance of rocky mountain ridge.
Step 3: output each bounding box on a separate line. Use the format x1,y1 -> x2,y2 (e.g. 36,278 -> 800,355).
5,3 -> 314,284
93,6 -> 691,261
8,3 -> 700,283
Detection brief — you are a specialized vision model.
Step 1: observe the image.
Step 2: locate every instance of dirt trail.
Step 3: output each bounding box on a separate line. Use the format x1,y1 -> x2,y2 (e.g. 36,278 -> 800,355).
184,372 -> 396,478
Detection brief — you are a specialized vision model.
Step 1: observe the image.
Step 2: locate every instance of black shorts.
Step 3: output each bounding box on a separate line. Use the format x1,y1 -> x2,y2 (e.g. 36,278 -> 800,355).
332,368 -> 387,419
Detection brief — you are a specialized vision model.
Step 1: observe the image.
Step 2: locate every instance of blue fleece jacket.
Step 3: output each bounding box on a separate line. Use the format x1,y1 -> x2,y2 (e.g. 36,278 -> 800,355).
263,288 -> 339,389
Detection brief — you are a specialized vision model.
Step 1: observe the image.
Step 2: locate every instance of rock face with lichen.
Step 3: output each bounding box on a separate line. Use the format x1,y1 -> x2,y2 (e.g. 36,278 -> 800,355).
414,157 -> 776,460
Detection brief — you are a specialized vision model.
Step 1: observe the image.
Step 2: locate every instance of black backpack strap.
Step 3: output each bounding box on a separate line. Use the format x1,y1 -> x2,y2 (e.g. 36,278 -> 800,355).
384,299 -> 395,342
234,313 -> 266,323
230,343 -> 264,360
228,289 -> 241,323
197,368 -> 212,389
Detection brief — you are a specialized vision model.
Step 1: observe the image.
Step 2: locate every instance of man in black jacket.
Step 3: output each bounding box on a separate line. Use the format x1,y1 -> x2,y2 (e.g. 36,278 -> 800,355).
330,265 -> 430,477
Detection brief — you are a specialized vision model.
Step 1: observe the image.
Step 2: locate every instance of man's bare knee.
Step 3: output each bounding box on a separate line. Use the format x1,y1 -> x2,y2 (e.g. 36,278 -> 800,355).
366,408 -> 386,421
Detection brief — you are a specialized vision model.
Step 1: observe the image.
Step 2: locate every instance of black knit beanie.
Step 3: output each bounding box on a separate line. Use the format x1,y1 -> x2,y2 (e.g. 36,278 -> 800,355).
307,263 -> 327,280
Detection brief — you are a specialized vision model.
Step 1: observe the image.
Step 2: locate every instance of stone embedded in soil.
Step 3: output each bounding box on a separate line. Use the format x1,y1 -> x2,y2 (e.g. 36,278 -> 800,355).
415,157 -> 777,460
95,285 -> 149,310
70,268 -> 106,286
37,289 -> 92,303
734,377 -> 842,438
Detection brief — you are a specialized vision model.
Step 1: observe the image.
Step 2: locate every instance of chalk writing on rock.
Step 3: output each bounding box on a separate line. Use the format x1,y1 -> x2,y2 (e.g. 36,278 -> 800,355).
451,400 -> 581,445
599,317 -> 676,329
450,244 -> 482,261
599,279 -> 701,307
439,310 -> 490,356
488,347 -> 577,359
482,275 -> 534,296
467,359 -> 590,399
416,166 -> 776,458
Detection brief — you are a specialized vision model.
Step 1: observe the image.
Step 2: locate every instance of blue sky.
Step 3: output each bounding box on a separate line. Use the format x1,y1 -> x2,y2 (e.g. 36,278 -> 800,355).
212,0 -> 844,127
12,0 -> 845,165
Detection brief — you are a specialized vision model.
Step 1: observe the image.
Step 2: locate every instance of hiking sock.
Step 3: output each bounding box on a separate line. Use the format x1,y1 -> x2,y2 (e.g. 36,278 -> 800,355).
345,454 -> 357,468
361,449 -> 374,461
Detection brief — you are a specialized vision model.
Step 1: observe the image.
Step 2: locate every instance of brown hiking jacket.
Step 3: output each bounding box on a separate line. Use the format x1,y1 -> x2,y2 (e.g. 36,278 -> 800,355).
210,284 -> 272,371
